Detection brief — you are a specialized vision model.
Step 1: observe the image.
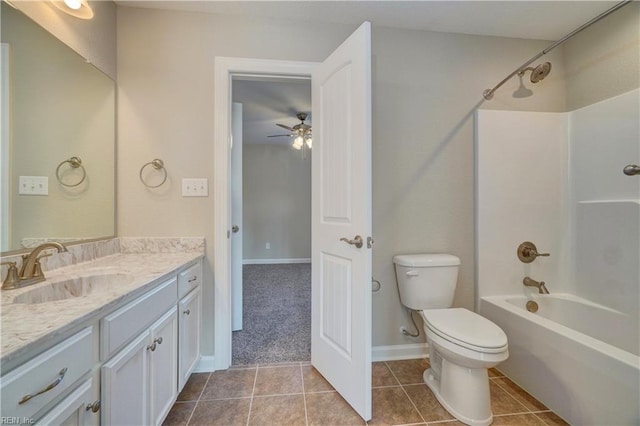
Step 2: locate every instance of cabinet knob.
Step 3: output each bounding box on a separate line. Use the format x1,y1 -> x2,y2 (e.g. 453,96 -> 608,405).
183,309 -> 191,315
188,276 -> 197,283
86,400 -> 101,413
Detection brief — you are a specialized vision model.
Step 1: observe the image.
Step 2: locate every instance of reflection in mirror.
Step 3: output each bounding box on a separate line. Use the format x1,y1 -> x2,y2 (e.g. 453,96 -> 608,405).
1,3 -> 115,253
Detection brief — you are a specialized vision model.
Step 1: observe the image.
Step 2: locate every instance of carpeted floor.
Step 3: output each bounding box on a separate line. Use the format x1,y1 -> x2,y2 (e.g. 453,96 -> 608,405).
232,263 -> 311,365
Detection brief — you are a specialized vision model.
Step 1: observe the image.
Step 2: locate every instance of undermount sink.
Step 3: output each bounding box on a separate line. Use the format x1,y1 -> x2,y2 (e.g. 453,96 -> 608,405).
13,273 -> 136,304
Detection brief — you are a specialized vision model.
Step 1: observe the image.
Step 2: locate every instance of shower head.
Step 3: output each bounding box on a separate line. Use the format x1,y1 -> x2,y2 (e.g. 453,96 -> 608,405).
519,62 -> 552,83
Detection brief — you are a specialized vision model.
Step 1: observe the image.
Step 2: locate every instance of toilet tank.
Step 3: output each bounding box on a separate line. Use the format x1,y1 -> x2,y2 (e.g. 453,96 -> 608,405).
393,254 -> 460,310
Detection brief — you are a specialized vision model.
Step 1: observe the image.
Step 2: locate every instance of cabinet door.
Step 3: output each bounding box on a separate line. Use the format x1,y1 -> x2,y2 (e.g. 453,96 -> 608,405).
101,330 -> 150,426
149,307 -> 178,426
36,378 -> 93,426
178,287 -> 201,390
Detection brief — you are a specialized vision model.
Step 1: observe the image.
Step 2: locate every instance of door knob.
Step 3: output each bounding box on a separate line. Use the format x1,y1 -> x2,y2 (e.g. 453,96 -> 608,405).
623,164 -> 640,176
340,235 -> 363,248
232,225 -> 240,233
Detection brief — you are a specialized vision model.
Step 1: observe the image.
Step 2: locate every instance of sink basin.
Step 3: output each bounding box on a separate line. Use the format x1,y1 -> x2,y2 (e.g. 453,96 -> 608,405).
13,274 -> 136,304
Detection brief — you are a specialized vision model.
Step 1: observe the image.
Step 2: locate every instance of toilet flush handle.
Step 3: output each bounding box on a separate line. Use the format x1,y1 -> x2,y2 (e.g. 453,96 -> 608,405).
405,270 -> 419,277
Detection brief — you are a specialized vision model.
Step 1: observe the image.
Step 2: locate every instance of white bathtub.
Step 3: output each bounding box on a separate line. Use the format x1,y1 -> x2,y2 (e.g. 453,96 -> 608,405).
480,294 -> 640,425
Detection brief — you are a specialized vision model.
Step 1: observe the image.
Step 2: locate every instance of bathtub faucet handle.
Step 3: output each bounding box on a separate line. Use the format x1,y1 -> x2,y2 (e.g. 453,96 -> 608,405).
517,241 -> 549,263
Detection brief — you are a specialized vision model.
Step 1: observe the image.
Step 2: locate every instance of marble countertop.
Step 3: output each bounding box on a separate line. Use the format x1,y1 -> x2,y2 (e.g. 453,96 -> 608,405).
0,252 -> 203,367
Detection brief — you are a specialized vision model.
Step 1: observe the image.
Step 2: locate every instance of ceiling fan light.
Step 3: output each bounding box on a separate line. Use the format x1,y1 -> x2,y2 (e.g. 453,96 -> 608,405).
305,137 -> 312,149
293,136 -> 304,150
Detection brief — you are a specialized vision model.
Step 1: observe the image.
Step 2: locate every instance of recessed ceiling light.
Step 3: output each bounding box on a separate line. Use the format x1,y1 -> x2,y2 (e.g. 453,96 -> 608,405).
51,0 -> 94,19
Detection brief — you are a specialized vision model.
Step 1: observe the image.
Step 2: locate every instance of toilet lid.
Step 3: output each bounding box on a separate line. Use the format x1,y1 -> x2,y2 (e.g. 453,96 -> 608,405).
422,308 -> 508,353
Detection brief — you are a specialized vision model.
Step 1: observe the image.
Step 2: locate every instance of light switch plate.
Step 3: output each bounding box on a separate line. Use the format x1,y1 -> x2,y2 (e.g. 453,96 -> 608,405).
19,176 -> 48,195
182,178 -> 208,197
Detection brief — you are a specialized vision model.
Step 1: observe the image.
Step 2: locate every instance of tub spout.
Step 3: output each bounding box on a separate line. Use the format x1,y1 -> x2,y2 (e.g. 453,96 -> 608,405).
523,276 -> 549,294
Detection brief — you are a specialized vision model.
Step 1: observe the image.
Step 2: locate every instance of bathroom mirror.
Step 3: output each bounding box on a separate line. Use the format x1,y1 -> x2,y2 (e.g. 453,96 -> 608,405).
0,3 -> 115,254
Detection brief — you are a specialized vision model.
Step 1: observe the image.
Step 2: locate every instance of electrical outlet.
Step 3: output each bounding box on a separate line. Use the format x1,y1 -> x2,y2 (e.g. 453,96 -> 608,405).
266,242 -> 271,250
19,176 -> 48,195
182,178 -> 208,197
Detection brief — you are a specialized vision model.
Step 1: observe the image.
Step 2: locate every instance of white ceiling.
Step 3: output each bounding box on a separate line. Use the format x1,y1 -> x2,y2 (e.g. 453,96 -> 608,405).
116,1 -> 625,145
116,1 -> 620,41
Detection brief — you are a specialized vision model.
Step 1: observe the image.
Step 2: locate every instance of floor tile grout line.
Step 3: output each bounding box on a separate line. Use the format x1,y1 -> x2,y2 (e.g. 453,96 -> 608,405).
384,361 -> 427,425
185,372 -> 212,426
246,366 -> 259,426
299,364 -> 309,426
491,377 -> 538,413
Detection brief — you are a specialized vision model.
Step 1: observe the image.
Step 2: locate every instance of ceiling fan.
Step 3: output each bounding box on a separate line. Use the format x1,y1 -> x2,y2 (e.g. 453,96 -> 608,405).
268,112 -> 312,151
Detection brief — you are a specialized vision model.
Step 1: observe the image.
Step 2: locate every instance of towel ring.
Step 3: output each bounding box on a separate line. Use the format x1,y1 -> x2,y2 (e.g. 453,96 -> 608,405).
139,159 -> 167,188
56,157 -> 86,187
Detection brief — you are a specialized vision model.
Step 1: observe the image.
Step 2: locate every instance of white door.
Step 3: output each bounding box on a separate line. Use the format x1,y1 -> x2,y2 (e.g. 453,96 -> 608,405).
311,21 -> 372,421
231,102 -> 243,331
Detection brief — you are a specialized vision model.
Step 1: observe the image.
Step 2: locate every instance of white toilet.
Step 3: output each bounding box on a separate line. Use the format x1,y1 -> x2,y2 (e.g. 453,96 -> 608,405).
393,254 -> 508,426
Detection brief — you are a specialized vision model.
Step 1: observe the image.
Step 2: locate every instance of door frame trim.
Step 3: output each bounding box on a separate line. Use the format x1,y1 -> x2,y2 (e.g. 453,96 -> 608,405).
213,57 -> 318,370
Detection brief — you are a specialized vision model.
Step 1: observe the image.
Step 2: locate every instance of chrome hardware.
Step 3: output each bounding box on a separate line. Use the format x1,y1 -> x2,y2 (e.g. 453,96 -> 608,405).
86,400 -> 101,413
19,368 -> 68,405
183,309 -> 191,315
367,237 -> 374,249
1,261 -> 19,290
188,276 -> 197,283
523,276 -> 550,294
517,241 -> 549,263
147,343 -> 157,352
623,164 -> 640,176
340,235 -> 363,248
155,337 -> 163,345
232,225 -> 240,233
526,300 -> 539,313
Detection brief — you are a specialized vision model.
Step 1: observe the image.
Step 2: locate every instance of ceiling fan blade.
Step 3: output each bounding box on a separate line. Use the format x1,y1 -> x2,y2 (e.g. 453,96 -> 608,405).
276,123 -> 294,131
267,134 -> 293,138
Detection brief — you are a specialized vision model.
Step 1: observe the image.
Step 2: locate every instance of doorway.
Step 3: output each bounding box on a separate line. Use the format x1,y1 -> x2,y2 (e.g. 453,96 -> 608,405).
230,78 -> 312,365
214,21 -> 372,419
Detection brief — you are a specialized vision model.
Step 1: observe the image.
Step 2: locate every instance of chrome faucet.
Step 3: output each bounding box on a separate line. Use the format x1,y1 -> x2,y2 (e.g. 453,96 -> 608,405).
1,242 -> 68,290
523,276 -> 549,294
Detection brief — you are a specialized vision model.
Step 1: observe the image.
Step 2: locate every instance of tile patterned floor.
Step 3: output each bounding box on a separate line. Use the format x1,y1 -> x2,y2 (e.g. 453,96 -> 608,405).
164,359 -> 569,426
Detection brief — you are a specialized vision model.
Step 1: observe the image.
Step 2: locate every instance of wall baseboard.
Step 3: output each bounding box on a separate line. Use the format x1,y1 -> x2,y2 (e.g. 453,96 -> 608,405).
372,343 -> 429,362
194,355 -> 216,372
197,345 -> 427,372
243,258 -> 311,265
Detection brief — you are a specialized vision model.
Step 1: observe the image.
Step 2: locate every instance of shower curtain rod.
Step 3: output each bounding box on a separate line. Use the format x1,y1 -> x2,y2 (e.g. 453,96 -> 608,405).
482,0 -> 632,100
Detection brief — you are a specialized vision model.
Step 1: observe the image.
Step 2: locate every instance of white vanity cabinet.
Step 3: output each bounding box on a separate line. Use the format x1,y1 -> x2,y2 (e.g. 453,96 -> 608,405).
0,327 -> 97,424
1,256 -> 203,426
36,378 -> 96,425
100,277 -> 179,426
177,261 -> 202,390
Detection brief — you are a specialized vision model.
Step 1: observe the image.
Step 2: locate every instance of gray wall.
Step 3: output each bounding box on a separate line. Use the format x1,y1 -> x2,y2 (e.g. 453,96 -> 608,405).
563,2 -> 639,111
116,5 -> 569,353
242,144 -> 311,261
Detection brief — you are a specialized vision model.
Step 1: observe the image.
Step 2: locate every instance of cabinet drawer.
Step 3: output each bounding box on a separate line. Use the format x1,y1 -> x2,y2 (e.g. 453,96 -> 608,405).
101,277 -> 177,359
0,327 -> 93,421
178,261 -> 202,299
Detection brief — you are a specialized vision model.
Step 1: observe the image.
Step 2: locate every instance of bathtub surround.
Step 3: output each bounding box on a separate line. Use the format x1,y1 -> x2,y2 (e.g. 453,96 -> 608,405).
232,263 -> 311,365
482,296 -> 639,426
476,89 -> 640,424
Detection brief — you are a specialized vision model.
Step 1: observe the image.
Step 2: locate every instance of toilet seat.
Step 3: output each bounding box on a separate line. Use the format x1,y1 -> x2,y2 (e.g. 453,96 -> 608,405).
421,308 -> 508,354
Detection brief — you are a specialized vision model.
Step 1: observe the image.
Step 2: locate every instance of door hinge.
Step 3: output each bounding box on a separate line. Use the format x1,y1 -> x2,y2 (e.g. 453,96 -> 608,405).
367,236 -> 374,249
